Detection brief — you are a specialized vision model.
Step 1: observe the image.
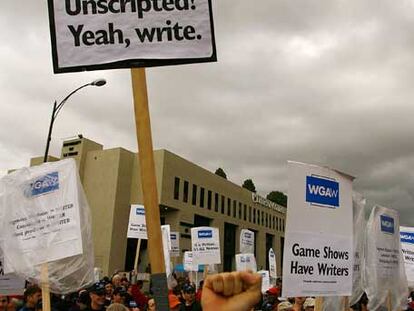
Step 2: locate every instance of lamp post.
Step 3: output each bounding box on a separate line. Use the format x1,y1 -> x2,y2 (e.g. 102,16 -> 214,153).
43,79 -> 107,163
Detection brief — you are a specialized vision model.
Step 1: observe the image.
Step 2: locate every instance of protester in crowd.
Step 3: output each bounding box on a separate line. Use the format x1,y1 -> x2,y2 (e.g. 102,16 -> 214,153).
112,288 -> 126,305
143,298 -> 155,311
278,301 -> 293,311
179,284 -> 201,311
106,303 -> 128,311
120,279 -> 129,290
0,295 -> 9,311
129,281 -> 148,309
201,271 -> 262,311
292,297 -> 305,311
87,283 -> 106,311
104,283 -> 114,307
195,281 -> 203,303
19,285 -> 42,311
168,291 -> 181,311
302,298 -> 314,311
408,291 -> 414,311
112,276 -> 122,289
69,290 -> 90,311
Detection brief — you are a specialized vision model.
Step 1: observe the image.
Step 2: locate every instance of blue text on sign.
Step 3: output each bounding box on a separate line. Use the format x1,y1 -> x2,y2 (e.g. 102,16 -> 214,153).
198,230 -> 213,238
31,172 -> 59,196
380,215 -> 394,234
306,175 -> 339,208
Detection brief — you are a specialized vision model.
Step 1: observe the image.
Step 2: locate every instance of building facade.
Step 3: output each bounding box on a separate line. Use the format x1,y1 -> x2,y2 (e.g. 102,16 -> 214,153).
30,136 -> 286,276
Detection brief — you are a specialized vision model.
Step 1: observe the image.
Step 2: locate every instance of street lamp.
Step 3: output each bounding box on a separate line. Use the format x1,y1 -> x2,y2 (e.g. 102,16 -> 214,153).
43,79 -> 107,162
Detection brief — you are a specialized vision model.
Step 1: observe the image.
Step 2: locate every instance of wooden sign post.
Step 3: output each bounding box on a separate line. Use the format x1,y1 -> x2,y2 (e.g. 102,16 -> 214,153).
131,68 -> 168,309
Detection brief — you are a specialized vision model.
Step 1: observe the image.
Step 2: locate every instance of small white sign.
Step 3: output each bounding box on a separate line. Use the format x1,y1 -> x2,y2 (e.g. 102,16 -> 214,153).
191,227 -> 221,265
183,251 -> 198,272
282,161 -> 354,297
269,248 -> 277,279
235,254 -> 257,272
47,0 -> 216,72
127,205 -> 148,240
401,226 -> 414,288
240,229 -> 255,254
161,225 -> 171,276
258,270 -> 271,293
170,232 -> 180,257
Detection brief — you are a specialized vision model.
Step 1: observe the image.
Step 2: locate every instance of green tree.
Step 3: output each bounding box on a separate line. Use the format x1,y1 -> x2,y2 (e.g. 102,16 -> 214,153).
266,191 -> 287,207
242,179 -> 256,193
215,168 -> 227,179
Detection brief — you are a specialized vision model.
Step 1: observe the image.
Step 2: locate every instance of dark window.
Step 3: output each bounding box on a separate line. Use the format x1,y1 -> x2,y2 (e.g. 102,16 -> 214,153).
183,181 -> 189,203
273,216 -> 276,230
261,211 -> 264,226
227,198 -> 231,216
207,190 -> 212,210
233,200 -> 237,218
215,193 -> 219,212
265,213 -> 268,228
192,184 -> 197,205
239,203 -> 242,219
200,187 -> 205,208
249,206 -> 252,222
221,195 -> 225,214
174,177 -> 180,200
244,204 -> 247,221
253,208 -> 256,223
63,140 -> 81,147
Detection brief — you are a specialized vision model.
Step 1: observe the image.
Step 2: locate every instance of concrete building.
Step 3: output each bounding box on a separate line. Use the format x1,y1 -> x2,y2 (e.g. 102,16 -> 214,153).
30,136 -> 286,276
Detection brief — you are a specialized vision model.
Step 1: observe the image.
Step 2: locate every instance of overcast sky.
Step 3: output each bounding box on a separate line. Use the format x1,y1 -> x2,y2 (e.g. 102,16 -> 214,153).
2,1 -> 414,225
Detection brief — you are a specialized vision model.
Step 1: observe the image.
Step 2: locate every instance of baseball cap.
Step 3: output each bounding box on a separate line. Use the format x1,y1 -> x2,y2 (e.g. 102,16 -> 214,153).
88,282 -> 105,295
182,284 -> 195,293
266,287 -> 280,296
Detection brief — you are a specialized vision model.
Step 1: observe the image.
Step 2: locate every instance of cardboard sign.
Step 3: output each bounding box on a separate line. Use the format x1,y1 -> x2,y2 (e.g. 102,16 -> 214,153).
47,0 -> 217,73
235,254 -> 257,272
191,227 -> 221,265
258,270 -> 271,293
127,205 -> 148,239
239,229 -> 254,254
170,232 -> 180,257
161,225 -> 171,276
365,206 -> 408,310
183,251 -> 198,272
0,159 -> 83,267
269,248 -> 277,279
0,252 -> 25,295
282,161 -> 354,297
401,226 -> 414,287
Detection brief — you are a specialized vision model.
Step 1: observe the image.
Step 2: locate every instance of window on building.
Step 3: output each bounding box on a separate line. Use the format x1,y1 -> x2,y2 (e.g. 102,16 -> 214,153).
249,206 -> 252,222
183,180 -> 189,203
221,195 -> 225,214
243,204 -> 246,221
265,213 -> 268,228
227,198 -> 231,216
200,187 -> 205,208
174,177 -> 180,200
257,210 -> 260,225
239,202 -> 242,219
261,211 -> 264,226
192,184 -> 197,205
282,219 -> 285,231
233,200 -> 237,218
215,193 -> 219,212
207,190 -> 212,210
273,216 -> 276,230
253,208 -> 256,223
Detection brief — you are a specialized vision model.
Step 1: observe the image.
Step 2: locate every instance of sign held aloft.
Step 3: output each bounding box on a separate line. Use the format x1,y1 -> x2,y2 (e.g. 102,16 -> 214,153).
191,227 -> 221,265
127,205 -> 148,240
47,0 -> 216,72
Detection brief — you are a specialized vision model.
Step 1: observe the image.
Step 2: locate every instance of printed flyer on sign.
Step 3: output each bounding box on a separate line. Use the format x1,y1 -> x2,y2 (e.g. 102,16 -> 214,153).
127,205 -> 148,239
170,232 -> 180,257
0,159 -> 83,267
239,229 -> 254,254
47,0 -> 216,72
282,161 -> 354,297
401,226 -> 414,287
235,254 -> 257,272
191,227 -> 221,265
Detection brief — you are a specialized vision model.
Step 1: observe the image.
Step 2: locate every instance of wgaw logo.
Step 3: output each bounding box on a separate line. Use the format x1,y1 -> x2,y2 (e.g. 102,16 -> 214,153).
306,175 -> 339,208
380,215 -> 394,234
198,230 -> 213,239
30,172 -> 59,196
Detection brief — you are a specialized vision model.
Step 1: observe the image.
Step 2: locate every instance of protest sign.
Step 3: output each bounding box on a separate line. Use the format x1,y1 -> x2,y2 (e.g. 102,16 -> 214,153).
258,270 -> 271,293
365,205 -> 408,311
161,225 -> 171,276
183,251 -> 198,272
191,227 -> 221,265
127,205 -> 148,239
170,232 -> 180,257
282,161 -> 354,297
269,248 -> 277,279
400,226 -> 414,288
0,251 -> 25,295
240,229 -> 255,254
235,254 -> 257,272
47,0 -> 216,72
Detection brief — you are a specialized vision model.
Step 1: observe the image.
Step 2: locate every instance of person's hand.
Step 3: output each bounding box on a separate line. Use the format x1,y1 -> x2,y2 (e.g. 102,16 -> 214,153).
201,271 -> 262,311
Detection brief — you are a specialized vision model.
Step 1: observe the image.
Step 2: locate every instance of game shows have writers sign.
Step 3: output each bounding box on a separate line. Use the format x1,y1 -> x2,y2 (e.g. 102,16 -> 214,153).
47,0 -> 216,72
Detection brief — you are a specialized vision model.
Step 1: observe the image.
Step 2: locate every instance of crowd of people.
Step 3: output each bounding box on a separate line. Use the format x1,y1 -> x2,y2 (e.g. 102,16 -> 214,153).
0,271 -> 413,311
